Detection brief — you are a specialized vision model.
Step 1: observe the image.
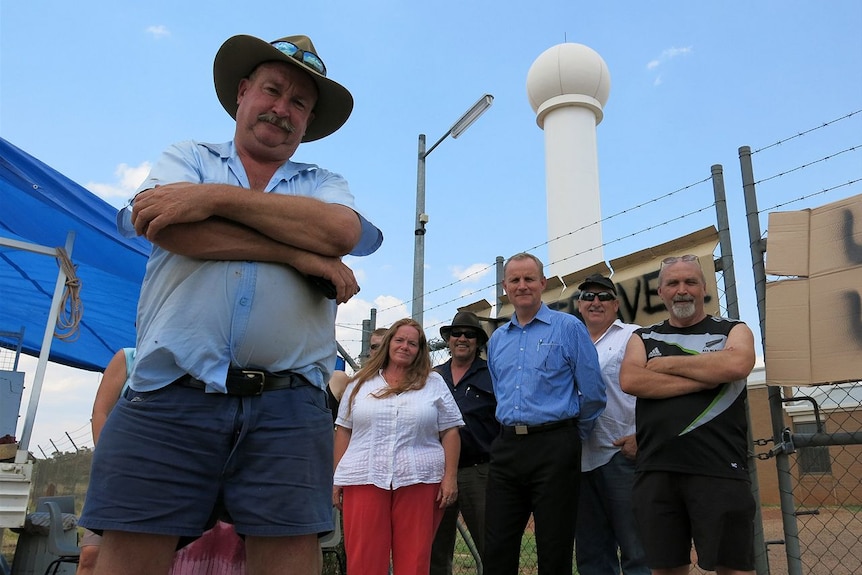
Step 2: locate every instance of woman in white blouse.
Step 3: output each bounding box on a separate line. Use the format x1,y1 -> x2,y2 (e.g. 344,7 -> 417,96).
333,318 -> 464,575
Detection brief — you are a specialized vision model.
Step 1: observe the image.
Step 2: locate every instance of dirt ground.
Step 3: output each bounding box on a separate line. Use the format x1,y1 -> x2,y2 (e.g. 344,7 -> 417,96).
691,506 -> 862,575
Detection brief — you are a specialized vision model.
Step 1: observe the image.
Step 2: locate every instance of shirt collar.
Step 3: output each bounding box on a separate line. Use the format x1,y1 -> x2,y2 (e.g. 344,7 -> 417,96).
507,302 -> 552,329
200,141 -> 320,190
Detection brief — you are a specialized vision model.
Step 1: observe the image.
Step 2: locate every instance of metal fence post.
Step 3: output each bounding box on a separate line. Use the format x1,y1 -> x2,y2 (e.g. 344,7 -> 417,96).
739,145 -> 804,575
712,164 -> 770,575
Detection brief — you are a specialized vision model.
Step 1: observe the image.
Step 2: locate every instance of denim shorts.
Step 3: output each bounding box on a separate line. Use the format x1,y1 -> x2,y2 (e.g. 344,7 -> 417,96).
79,381 -> 334,538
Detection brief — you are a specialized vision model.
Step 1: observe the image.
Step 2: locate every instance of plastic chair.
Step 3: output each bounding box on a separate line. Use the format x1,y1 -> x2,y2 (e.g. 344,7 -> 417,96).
38,501 -> 80,575
320,507 -> 345,575
36,495 -> 75,515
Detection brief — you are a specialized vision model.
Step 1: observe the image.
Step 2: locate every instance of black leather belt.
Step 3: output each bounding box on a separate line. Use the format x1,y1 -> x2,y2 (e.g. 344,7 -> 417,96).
500,417 -> 578,437
459,454 -> 490,468
173,369 -> 311,396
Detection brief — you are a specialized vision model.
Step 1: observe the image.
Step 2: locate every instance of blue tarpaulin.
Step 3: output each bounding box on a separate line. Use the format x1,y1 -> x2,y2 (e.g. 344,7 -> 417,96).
0,137 -> 150,372
0,138 -> 351,374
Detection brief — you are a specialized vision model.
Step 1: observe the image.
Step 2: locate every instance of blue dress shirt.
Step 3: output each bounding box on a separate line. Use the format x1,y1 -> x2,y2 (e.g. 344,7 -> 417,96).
117,140 -> 382,393
488,303 -> 606,440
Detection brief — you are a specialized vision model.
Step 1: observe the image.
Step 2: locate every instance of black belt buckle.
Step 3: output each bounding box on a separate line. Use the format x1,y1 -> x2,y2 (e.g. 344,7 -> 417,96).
225,370 -> 266,395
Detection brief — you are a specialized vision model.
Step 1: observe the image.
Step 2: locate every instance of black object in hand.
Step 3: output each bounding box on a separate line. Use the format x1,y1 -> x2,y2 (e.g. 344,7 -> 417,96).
308,275 -> 337,299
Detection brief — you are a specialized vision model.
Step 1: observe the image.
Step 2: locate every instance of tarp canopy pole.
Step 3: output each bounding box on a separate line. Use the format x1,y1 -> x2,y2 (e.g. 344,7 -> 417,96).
10,231 -> 75,462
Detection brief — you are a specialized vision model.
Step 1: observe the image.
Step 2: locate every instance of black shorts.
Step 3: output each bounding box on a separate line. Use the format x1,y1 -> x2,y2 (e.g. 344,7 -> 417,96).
632,471 -> 755,571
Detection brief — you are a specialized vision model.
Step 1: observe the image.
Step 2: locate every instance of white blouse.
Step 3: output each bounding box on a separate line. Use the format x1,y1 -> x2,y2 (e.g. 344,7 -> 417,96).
334,371 -> 464,490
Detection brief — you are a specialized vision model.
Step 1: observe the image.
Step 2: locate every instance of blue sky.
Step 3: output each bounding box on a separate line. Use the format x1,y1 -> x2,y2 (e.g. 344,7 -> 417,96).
2,1 -> 861,454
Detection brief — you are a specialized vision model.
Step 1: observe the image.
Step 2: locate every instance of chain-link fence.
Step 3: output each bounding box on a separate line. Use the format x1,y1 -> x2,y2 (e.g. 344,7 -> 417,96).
755,385 -> 862,574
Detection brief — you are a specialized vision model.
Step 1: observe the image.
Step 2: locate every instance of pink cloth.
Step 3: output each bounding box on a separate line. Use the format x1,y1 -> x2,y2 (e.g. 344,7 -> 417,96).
169,521 -> 246,575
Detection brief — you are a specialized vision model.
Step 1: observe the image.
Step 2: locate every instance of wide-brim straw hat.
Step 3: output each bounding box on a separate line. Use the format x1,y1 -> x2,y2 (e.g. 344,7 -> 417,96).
213,34 -> 353,142
439,311 -> 489,346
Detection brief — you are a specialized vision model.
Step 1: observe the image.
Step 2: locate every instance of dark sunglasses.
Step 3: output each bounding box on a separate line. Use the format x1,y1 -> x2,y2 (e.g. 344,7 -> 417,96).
661,254 -> 699,266
450,330 -> 479,339
579,291 -> 615,302
271,41 -> 327,76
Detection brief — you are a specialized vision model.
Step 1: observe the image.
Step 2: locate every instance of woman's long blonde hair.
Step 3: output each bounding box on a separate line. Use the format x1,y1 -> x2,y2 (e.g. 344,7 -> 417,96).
345,318 -> 432,412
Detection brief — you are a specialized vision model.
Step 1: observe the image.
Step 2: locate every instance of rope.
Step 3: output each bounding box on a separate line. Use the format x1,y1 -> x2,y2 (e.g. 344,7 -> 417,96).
54,247 -> 83,341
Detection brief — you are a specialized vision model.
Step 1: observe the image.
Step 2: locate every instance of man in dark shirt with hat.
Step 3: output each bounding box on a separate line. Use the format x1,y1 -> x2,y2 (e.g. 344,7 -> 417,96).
430,311 -> 499,575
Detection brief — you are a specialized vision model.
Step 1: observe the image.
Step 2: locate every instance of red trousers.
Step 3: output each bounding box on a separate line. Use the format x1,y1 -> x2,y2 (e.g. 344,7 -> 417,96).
342,483 -> 444,575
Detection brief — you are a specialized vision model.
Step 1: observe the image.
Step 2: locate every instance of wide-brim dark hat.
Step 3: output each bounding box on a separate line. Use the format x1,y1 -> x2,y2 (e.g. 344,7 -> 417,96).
577,273 -> 616,294
213,34 -> 354,142
439,311 -> 488,345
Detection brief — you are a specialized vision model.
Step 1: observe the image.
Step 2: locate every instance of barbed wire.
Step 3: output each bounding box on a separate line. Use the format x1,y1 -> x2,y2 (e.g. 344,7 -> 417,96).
752,109 -> 861,154
753,145 -> 861,186
759,179 -> 861,215
382,175 -> 715,316
403,113 -> 861,319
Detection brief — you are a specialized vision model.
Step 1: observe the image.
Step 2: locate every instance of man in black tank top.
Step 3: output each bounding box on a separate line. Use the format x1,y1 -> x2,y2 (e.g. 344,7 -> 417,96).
620,255 -> 757,575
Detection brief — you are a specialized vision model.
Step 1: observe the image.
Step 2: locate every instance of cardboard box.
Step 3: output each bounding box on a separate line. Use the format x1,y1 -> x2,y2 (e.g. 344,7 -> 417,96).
808,195 -> 862,277
765,279 -> 810,386
765,194 -> 862,385
766,211 -> 810,276
0,443 -> 17,461
809,269 -> 862,382
766,194 -> 862,278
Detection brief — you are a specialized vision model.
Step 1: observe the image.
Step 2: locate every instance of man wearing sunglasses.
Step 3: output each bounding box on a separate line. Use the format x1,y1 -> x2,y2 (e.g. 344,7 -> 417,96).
81,34 -> 382,575
620,256 -> 756,575
574,274 -> 649,575
430,311 -> 498,575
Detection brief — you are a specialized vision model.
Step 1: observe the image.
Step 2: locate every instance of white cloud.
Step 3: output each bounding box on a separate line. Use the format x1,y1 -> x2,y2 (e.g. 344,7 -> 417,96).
85,161 -> 150,207
645,45 -> 693,79
17,355 -> 100,454
662,46 -> 692,59
334,294 -> 409,362
146,25 -> 170,38
450,262 -> 493,283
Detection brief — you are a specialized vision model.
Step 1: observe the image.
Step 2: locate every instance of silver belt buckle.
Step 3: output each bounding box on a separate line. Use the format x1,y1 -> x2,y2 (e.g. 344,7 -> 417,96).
514,424 -> 529,435
241,370 -> 266,394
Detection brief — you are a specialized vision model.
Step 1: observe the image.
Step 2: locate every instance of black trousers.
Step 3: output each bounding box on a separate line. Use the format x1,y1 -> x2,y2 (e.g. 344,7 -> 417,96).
483,424 -> 582,575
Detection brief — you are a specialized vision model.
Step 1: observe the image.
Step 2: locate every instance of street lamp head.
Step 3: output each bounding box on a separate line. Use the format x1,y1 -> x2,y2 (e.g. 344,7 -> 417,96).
413,93 -> 493,326
450,94 -> 494,139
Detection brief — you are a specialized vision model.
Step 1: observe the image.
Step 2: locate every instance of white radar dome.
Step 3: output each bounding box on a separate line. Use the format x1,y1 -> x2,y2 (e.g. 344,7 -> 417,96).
527,43 -> 611,126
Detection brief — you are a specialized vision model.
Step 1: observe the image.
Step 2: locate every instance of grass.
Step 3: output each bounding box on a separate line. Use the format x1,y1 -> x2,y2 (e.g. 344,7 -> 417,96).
450,520 -> 581,575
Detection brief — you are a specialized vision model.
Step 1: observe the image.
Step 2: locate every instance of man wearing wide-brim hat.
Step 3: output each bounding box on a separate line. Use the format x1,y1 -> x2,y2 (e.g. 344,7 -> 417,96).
80,34 -> 382,575
430,311 -> 499,575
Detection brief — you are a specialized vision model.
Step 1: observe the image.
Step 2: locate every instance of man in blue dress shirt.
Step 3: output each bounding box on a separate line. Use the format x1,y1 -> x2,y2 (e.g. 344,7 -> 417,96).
484,253 -> 605,575
80,34 -> 382,575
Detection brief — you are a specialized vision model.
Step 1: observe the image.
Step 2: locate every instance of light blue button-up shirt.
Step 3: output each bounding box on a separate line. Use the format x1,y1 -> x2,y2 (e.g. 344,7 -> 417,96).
488,303 -> 606,440
117,140 -> 382,393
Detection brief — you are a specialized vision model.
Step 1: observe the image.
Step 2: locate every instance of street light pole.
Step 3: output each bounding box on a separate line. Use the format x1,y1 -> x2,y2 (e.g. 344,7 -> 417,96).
411,94 -> 493,325
412,133 -> 428,323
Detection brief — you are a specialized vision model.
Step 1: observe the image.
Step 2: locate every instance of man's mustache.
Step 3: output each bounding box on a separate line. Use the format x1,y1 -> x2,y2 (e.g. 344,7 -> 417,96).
258,113 -> 296,133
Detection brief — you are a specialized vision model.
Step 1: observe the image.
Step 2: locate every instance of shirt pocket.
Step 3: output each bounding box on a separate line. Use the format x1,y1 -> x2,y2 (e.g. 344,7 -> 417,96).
533,342 -> 566,372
